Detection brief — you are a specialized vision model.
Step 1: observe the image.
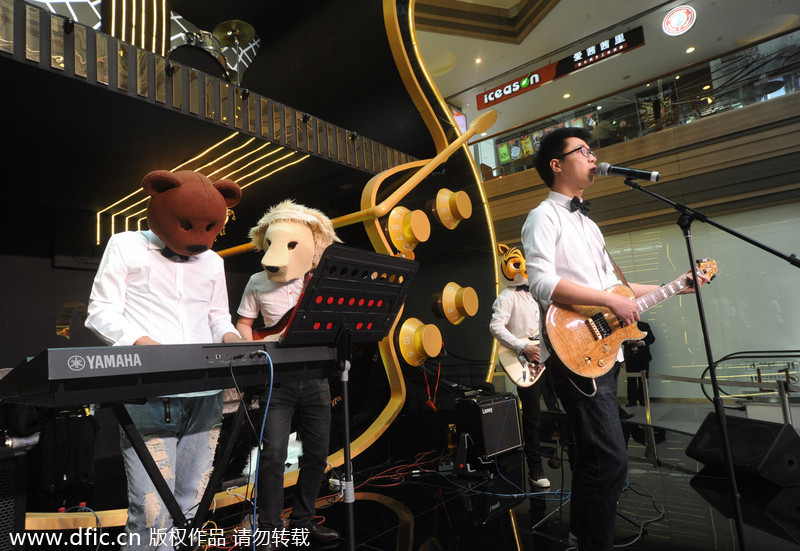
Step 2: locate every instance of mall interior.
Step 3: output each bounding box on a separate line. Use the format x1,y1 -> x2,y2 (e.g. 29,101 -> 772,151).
0,0 -> 799,549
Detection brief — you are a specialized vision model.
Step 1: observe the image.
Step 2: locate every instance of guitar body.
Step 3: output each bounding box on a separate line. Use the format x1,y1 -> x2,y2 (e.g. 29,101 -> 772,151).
545,285 -> 646,378
251,329 -> 284,343
497,341 -> 546,387
251,308 -> 295,342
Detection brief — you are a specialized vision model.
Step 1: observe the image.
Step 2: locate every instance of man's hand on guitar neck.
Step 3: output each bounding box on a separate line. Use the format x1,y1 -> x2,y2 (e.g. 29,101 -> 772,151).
678,267 -> 711,294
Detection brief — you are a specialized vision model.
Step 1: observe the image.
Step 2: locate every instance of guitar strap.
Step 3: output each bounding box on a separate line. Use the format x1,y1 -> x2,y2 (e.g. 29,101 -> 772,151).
604,246 -> 630,287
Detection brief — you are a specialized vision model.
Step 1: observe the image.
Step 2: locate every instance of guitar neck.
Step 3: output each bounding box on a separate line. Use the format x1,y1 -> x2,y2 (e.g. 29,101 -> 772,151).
636,275 -> 691,313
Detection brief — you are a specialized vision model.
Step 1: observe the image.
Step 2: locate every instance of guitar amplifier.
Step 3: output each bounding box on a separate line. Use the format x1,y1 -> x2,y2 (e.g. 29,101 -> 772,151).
456,393 -> 522,459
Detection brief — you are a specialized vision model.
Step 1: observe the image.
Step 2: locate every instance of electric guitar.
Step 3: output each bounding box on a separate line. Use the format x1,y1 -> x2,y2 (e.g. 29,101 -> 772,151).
251,308 -> 295,342
545,259 -> 718,378
497,336 -> 546,387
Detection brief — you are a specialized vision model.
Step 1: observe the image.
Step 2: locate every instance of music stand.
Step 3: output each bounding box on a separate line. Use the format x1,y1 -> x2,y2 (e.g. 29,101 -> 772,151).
278,243 -> 418,551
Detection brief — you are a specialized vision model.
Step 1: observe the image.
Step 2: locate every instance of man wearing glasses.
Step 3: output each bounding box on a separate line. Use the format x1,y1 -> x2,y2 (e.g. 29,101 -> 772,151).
520,127 -> 705,549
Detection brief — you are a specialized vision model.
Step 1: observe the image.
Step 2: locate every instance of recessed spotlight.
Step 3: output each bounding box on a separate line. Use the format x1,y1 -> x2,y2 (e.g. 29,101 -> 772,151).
675,75 -> 681,79
563,93 -> 571,99
686,46 -> 696,53
596,106 -> 602,110
702,85 -> 711,90
481,132 -> 487,136
475,58 -> 482,64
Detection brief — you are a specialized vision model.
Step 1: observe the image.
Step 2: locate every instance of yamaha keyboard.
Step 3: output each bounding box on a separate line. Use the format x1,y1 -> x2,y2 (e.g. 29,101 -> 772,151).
0,342 -> 337,408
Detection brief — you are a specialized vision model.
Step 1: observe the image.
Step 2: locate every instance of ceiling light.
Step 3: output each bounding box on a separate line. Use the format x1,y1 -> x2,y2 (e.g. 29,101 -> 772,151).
596,106 -> 602,110
475,58 -> 482,64
675,75 -> 681,79
686,46 -> 695,53
702,85 -> 711,90
563,93 -> 571,99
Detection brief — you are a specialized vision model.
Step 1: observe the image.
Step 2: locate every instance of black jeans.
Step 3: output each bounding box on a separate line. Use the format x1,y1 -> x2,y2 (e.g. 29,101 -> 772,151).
257,379 -> 331,530
518,376 -> 545,474
549,357 -> 628,551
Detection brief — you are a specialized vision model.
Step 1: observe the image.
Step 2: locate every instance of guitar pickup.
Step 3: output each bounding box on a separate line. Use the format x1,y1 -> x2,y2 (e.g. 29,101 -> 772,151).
585,312 -> 613,340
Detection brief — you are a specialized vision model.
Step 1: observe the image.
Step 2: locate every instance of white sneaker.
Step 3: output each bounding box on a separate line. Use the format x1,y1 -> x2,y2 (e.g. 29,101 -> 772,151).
528,473 -> 551,489
567,531 -> 578,546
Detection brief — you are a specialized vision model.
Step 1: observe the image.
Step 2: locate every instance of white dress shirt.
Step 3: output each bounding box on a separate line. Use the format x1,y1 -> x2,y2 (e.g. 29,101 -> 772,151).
237,271 -> 305,327
489,285 -> 540,355
85,230 -> 239,346
521,191 -> 621,362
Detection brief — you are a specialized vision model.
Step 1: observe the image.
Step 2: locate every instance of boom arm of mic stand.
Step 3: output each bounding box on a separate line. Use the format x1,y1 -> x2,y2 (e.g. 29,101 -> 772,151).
622,178 -> 800,268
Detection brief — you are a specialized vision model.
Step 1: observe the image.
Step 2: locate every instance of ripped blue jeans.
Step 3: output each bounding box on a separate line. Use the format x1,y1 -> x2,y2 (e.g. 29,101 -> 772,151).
119,393 -> 223,551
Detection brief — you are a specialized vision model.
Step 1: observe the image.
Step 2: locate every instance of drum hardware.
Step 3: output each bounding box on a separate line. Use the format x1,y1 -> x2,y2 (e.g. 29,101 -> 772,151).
212,19 -> 256,86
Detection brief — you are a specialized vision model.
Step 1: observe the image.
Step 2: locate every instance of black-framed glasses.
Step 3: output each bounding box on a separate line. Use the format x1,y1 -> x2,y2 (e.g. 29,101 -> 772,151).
556,145 -> 597,161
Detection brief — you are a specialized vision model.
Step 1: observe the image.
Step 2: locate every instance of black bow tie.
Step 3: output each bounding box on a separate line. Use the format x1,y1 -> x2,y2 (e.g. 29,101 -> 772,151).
570,196 -> 591,216
160,247 -> 190,262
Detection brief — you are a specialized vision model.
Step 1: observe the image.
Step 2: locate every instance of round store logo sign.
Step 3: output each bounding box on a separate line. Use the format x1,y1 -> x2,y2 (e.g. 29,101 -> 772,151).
663,5 -> 696,36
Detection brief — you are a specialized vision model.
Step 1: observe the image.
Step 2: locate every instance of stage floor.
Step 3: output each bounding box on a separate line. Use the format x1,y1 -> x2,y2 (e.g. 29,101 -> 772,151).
220,402 -> 800,551
23,402 -> 800,550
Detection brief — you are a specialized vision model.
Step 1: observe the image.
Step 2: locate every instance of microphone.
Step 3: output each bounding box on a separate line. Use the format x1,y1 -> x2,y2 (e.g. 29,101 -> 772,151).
596,162 -> 660,182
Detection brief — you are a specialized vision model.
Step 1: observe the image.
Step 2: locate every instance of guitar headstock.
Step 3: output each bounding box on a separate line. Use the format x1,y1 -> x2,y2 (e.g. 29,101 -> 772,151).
695,258 -> 718,281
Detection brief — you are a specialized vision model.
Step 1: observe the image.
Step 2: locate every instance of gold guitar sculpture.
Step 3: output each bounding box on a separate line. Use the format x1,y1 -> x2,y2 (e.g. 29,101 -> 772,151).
545,259 -> 718,378
497,335 -> 546,387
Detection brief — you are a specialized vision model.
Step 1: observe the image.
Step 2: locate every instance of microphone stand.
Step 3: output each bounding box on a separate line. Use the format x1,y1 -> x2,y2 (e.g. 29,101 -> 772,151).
621,177 -> 800,551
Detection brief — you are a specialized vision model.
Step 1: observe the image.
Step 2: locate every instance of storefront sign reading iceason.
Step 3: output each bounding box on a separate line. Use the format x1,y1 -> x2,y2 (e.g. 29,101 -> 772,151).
477,27 -> 645,110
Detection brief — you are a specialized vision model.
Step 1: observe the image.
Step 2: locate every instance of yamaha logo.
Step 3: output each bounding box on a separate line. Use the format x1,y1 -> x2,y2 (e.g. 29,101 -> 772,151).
65,353 -> 143,371
67,355 -> 86,372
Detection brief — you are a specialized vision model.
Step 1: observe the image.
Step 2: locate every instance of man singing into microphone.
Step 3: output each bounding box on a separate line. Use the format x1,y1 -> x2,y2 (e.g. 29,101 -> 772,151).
521,127 -> 708,550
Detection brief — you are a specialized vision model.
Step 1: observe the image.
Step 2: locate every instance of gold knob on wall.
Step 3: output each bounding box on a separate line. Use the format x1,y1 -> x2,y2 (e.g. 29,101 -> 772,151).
397,318 -> 442,366
432,282 -> 479,325
385,206 -> 431,259
431,188 -> 472,230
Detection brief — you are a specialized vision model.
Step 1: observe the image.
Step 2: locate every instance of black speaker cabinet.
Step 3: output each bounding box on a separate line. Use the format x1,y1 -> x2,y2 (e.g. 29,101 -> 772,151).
686,413 -> 800,487
456,393 -> 522,459
0,448 -> 26,551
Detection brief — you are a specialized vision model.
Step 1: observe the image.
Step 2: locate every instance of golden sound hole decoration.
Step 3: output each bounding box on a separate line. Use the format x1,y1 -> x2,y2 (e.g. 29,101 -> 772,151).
433,282 -> 478,325
384,206 -> 430,259
397,318 -> 442,366
432,188 -> 472,230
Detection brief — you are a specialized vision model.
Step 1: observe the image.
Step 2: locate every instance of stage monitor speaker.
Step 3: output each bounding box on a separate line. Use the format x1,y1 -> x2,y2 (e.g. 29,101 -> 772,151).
0,448 -> 26,551
686,412 -> 800,487
456,393 -> 522,459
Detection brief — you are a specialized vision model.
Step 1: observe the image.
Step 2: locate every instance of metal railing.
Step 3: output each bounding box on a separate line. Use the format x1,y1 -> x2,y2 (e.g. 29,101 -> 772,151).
633,349 -> 800,466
